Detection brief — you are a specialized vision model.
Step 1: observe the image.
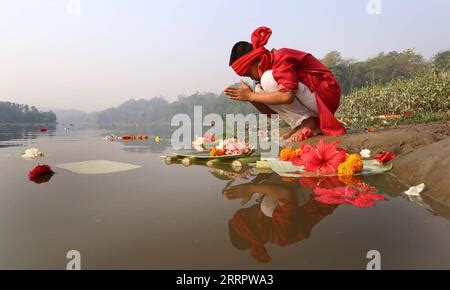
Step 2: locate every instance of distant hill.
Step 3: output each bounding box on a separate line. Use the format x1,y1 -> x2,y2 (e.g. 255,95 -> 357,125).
94,92 -> 258,126
39,108 -> 92,124
0,102 -> 57,124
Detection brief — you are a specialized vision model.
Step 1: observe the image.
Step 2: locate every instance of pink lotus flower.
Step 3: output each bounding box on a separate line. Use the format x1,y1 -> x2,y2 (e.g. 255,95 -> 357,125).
203,134 -> 216,143
313,184 -> 384,208
292,140 -> 346,175
221,138 -> 252,155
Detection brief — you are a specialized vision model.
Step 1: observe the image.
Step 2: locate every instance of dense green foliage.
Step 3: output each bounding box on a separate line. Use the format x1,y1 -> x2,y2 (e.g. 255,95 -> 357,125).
0,102 -> 57,124
336,72 -> 449,128
322,49 -> 432,95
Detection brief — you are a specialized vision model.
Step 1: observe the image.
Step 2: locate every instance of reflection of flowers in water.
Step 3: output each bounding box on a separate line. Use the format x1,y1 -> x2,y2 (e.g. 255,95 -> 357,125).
299,176 -> 384,208
29,170 -> 55,184
314,184 -> 384,208
210,167 -> 255,180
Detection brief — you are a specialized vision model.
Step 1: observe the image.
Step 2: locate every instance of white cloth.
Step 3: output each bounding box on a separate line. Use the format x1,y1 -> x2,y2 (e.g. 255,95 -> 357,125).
255,70 -> 319,129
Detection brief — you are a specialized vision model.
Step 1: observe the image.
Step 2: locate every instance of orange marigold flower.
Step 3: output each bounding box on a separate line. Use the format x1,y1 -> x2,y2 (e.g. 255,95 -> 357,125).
210,147 -> 225,157
338,154 -> 364,176
279,147 -> 301,161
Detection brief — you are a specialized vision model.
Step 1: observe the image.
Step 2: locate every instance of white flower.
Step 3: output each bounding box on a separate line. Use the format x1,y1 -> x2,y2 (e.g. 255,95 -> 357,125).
22,148 -> 44,160
360,149 -> 371,159
404,183 -> 426,197
215,140 -> 224,150
192,137 -> 205,152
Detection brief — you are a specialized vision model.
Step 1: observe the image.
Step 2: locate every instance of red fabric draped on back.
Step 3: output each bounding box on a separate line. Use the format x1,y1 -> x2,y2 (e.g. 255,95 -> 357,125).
272,48 -> 346,135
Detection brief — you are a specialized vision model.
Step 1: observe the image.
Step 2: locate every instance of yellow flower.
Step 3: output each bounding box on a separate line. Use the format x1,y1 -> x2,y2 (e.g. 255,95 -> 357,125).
338,154 -> 363,176
279,147 -> 301,161
210,147 -> 225,157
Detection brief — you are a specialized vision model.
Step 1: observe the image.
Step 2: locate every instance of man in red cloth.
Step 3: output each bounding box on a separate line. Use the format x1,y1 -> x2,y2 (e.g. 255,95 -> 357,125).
224,26 -> 346,141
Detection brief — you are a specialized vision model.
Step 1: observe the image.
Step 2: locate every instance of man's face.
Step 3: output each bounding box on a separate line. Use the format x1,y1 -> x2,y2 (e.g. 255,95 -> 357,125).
244,62 -> 260,81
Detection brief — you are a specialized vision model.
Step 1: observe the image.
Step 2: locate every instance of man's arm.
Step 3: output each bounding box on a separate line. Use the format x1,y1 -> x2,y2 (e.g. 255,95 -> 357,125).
225,80 -> 296,105
248,90 -> 295,105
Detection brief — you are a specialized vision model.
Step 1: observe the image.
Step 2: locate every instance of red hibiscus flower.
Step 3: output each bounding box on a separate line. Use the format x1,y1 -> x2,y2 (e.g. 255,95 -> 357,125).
28,164 -> 54,179
313,184 -> 384,208
292,140 -> 346,175
374,151 -> 396,164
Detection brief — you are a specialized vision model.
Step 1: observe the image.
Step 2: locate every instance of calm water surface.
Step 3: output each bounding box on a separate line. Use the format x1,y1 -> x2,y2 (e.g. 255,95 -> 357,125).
0,125 -> 449,269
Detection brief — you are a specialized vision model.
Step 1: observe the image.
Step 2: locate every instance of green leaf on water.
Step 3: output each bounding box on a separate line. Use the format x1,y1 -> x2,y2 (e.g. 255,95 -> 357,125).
267,159 -> 393,178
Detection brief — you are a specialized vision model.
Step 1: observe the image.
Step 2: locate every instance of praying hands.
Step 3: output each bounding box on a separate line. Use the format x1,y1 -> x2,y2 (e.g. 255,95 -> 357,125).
224,80 -> 253,101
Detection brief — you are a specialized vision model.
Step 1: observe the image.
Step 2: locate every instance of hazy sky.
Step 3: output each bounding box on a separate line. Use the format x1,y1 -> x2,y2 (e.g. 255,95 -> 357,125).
1,0 -> 449,111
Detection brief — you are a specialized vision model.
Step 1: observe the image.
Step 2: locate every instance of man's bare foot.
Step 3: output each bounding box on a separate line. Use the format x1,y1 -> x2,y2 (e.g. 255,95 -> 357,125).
281,126 -> 301,140
288,117 -> 322,142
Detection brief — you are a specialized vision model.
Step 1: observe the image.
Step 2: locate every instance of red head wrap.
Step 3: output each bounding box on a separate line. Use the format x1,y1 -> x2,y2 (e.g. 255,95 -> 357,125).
231,26 -> 274,77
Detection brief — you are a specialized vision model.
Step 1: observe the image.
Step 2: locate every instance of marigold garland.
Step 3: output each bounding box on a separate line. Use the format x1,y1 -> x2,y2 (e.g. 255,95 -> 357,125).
338,154 -> 364,176
210,147 -> 225,157
279,147 -> 301,161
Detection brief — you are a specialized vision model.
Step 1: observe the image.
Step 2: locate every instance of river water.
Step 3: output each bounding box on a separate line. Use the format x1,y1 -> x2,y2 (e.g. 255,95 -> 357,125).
0,125 -> 448,269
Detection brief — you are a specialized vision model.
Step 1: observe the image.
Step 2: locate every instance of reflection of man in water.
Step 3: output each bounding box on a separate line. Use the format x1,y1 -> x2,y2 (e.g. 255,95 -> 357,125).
224,173 -> 338,263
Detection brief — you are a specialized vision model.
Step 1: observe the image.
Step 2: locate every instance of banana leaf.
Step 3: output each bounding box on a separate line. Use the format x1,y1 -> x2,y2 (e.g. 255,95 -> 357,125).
267,159 -> 393,178
174,150 -> 253,160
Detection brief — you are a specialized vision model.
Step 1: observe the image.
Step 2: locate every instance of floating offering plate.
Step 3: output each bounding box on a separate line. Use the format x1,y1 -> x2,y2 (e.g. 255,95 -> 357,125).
263,159 -> 393,178
173,150 -> 253,160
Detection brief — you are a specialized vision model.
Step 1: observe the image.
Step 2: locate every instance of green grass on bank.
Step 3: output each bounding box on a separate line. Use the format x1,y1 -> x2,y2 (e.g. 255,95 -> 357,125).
336,72 -> 449,128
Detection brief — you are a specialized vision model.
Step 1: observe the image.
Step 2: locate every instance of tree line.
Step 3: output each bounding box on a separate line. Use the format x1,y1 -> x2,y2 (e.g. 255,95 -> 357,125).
321,49 -> 449,95
0,102 -> 57,124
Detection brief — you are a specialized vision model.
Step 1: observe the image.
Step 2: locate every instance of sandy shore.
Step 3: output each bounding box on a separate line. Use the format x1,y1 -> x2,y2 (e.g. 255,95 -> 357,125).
290,122 -> 450,208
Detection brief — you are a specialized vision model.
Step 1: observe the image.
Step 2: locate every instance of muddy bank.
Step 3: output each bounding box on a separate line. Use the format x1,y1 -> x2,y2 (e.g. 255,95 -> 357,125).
290,122 -> 450,208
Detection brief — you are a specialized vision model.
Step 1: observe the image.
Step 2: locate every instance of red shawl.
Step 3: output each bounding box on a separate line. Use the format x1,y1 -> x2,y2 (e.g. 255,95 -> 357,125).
231,26 -> 346,136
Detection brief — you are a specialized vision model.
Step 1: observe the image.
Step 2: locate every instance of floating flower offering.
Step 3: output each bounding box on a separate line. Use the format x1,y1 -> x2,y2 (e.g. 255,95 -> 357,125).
360,149 -> 371,159
28,164 -> 54,179
272,139 -> 396,177
209,138 -> 253,156
22,148 -> 44,159
374,151 -> 396,164
338,154 -> 363,176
